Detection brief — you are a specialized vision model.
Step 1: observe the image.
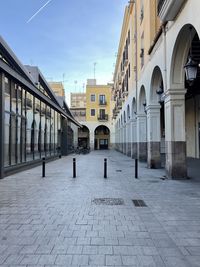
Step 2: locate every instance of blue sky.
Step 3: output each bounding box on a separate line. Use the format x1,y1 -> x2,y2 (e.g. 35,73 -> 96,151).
0,0 -> 127,99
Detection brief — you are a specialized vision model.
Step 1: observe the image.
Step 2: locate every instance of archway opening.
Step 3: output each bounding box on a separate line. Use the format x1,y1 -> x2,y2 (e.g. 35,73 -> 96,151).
94,125 -> 110,150
78,125 -> 90,149
185,31 -> 200,160
170,24 -> 200,178
150,66 -> 165,168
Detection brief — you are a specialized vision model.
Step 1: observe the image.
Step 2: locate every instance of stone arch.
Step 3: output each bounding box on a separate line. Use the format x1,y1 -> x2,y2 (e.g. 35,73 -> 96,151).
138,85 -> 146,113
127,105 -> 130,121
94,125 -> 110,150
123,110 -> 126,123
150,66 -> 164,104
131,97 -> 136,119
78,125 -> 90,148
170,24 -> 199,88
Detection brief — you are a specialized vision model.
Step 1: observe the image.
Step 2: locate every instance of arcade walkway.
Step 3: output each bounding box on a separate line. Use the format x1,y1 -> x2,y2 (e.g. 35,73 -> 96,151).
0,150 -> 200,267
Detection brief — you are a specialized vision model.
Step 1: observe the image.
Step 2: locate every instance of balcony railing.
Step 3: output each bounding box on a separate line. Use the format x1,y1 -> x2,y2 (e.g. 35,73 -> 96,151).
98,114 -> 108,121
99,100 -> 107,106
117,99 -> 122,109
157,0 -> 186,22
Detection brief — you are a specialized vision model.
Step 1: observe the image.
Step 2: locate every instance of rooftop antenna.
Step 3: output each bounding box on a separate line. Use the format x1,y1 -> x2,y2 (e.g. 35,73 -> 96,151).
74,80 -> 77,92
93,62 -> 97,79
82,83 -> 85,93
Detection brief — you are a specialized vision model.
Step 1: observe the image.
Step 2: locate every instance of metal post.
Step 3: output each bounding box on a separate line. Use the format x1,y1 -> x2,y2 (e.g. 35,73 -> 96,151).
73,158 -> 76,178
104,158 -> 107,178
0,73 -> 5,179
42,157 -> 45,178
135,158 -> 138,179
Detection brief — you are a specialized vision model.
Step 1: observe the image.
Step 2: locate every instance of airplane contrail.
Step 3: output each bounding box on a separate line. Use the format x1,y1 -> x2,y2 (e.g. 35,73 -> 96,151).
27,0 -> 53,23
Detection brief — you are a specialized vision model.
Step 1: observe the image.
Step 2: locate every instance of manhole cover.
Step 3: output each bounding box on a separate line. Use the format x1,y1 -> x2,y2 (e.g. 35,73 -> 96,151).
116,170 -> 122,172
92,198 -> 124,205
132,199 -> 147,207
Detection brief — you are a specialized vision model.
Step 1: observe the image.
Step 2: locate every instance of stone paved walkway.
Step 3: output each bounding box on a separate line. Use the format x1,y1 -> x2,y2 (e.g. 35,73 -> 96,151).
0,150 -> 200,267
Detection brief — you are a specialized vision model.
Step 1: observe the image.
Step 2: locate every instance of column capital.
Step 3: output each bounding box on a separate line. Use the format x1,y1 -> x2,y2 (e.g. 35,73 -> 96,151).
165,88 -> 187,103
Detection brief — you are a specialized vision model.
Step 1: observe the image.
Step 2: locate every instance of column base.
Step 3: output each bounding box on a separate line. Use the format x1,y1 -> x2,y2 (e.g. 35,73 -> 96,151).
166,141 -> 187,179
131,143 -> 137,159
126,143 -> 131,157
139,142 -> 147,161
147,142 -> 161,169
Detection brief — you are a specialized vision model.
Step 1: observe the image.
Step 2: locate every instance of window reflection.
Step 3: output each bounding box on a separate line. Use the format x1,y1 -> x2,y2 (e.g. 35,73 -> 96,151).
3,74 -> 62,168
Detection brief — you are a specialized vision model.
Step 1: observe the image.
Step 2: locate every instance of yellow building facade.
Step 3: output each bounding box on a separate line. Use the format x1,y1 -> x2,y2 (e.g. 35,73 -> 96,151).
86,83 -> 112,122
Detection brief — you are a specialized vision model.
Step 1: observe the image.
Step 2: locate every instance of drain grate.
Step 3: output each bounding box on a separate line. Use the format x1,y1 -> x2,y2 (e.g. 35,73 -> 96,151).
92,198 -> 124,206
132,199 -> 147,207
116,170 -> 122,172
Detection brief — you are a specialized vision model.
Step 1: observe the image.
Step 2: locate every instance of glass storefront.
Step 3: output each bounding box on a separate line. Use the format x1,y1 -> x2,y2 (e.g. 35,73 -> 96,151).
3,75 -> 62,168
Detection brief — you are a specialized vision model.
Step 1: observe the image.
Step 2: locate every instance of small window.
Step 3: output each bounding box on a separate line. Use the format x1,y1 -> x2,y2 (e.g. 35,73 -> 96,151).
91,109 -> 95,116
99,95 -> 106,105
90,94 -> 95,102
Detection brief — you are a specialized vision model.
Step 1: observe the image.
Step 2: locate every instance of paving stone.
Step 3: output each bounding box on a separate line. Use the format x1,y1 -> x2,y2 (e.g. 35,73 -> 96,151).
72,255 -> 89,265
83,245 -> 98,255
106,255 -> 122,265
38,254 -> 57,264
88,254 -> 105,265
0,150 -> 200,266
55,255 -> 73,265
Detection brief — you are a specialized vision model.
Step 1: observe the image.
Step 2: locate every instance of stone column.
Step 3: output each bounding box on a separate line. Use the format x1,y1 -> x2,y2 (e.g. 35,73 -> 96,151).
90,131 -> 95,150
123,125 -> 126,154
131,118 -> 137,159
137,113 -> 147,161
120,126 -> 123,153
165,89 -> 187,179
126,121 -> 131,157
0,72 -> 5,179
146,104 -> 161,168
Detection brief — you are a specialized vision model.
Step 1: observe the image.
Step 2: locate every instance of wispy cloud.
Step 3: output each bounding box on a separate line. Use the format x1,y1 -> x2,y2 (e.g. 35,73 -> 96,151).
27,0 -> 53,23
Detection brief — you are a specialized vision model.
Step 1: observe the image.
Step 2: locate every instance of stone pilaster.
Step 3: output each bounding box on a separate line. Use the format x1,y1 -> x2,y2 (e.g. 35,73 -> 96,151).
90,132 -> 95,150
126,121 -> 131,157
165,89 -> 187,179
137,113 -> 147,161
123,125 -> 126,154
131,119 -> 137,159
146,105 -> 161,168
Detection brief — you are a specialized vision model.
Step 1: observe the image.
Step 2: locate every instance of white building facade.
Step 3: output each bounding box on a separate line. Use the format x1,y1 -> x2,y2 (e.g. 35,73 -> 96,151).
114,0 -> 200,179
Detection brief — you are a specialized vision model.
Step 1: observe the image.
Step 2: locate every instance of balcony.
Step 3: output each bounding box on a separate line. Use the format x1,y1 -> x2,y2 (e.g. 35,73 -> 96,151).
124,59 -> 128,68
157,0 -> 186,22
122,91 -> 128,98
98,114 -> 108,121
118,74 -> 122,85
99,100 -> 107,106
117,99 -> 122,109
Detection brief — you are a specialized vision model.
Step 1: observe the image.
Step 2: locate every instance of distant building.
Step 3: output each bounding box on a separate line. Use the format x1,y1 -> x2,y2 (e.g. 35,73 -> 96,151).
48,82 -> 65,97
71,79 -> 115,150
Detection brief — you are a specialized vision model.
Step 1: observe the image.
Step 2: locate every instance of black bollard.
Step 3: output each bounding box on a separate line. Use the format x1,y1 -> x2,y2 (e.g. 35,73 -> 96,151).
42,157 -> 45,178
135,158 -> 138,179
59,154 -> 62,159
73,158 -> 76,178
104,158 -> 107,179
